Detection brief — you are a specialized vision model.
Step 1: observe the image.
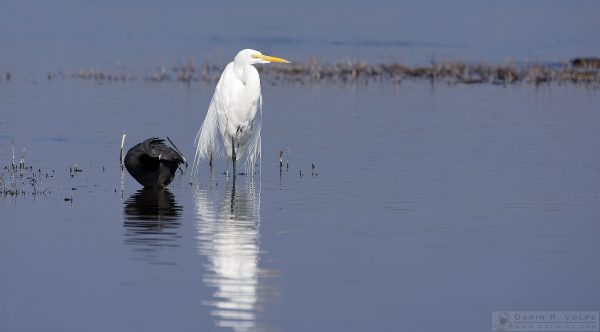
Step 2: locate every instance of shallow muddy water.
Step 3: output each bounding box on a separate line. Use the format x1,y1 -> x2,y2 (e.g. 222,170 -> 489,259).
1,78 -> 599,332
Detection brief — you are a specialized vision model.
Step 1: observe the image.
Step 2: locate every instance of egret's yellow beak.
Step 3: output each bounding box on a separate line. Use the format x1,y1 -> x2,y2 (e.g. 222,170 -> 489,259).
252,54 -> 291,63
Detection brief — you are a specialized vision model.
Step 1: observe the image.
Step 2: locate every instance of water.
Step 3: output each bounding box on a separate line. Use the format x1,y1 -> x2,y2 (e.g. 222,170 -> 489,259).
2,1 -> 600,331
2,78 -> 599,331
2,0 -> 600,72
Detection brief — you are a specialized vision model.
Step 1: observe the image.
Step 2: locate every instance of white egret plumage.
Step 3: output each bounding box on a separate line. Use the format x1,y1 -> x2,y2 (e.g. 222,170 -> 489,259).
192,49 -> 290,176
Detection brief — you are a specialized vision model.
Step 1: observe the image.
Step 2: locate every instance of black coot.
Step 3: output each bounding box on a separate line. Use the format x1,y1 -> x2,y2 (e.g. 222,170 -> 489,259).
124,137 -> 186,188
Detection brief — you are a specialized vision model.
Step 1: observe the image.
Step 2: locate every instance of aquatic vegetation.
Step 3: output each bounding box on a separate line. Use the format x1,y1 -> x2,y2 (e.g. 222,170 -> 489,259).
1,143 -> 51,198
0,163 -> 51,198
1,141 -> 77,199
571,57 -> 600,69
45,57 -> 600,87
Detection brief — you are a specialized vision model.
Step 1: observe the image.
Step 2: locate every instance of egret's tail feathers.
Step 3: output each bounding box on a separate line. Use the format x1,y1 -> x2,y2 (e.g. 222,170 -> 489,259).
239,136 -> 261,176
192,110 -> 221,177
238,113 -> 262,176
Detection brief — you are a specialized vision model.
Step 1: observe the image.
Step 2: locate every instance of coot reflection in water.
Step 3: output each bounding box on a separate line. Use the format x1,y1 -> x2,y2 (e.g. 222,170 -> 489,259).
123,188 -> 183,264
194,178 -> 276,332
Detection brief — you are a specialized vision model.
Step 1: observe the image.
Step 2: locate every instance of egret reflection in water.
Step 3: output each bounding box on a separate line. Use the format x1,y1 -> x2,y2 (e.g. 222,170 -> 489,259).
123,188 -> 182,264
193,177 -> 273,332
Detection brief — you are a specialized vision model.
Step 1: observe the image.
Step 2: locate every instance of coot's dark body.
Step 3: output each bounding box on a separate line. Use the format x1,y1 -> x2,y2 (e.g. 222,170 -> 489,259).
124,137 -> 186,188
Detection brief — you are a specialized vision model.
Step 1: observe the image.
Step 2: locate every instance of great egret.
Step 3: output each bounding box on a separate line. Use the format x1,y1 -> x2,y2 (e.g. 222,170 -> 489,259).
193,49 -> 290,176
125,137 -> 187,188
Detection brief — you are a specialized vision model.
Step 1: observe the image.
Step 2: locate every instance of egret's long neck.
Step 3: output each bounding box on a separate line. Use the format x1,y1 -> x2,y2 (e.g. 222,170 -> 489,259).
233,63 -> 260,102
233,63 -> 260,90
233,61 -> 245,82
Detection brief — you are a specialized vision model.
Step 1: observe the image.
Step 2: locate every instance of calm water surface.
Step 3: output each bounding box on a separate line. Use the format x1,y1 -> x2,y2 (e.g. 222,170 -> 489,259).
1,79 -> 599,331
2,1 -> 600,331
2,0 -> 600,71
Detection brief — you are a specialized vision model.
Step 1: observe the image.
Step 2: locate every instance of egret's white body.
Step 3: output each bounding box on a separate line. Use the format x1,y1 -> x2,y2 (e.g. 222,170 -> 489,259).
193,49 -> 289,176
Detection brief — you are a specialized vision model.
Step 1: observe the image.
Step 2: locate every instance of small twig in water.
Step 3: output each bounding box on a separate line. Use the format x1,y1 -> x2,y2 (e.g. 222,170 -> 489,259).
120,134 -> 126,170
279,150 -> 283,168
11,138 -> 15,169
20,147 -> 26,169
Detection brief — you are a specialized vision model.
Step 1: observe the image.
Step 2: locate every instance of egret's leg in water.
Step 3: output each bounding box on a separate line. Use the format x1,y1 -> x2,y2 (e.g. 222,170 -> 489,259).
231,137 -> 237,173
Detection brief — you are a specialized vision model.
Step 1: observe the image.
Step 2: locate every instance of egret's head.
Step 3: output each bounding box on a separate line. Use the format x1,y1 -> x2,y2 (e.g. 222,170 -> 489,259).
235,49 -> 291,65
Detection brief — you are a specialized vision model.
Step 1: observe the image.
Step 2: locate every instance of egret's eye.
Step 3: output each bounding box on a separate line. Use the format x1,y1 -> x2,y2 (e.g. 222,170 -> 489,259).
251,54 -> 260,59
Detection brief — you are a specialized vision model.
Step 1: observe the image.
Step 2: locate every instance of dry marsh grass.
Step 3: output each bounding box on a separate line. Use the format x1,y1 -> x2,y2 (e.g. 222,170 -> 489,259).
42,57 -> 600,87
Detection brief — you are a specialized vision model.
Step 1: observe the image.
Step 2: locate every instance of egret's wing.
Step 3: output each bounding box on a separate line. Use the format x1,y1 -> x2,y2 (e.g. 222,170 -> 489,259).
193,67 -> 231,176
241,94 -> 262,175
214,63 -> 242,163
